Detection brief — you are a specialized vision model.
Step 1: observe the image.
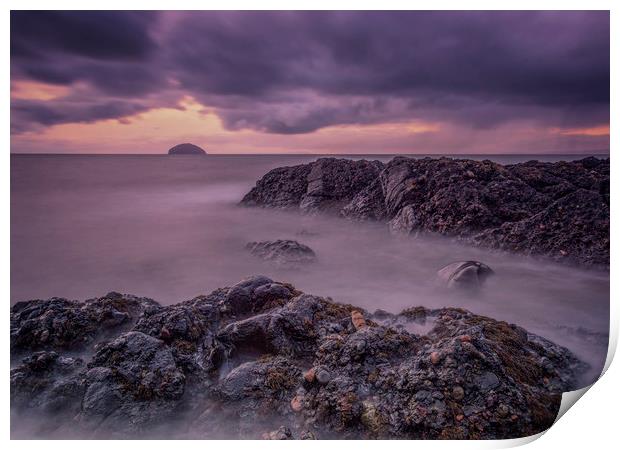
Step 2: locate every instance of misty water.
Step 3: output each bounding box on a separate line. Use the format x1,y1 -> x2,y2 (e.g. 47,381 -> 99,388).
11,154 -> 609,387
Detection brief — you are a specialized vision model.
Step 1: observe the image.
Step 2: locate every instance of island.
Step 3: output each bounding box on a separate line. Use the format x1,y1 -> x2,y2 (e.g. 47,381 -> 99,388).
167,143 -> 206,155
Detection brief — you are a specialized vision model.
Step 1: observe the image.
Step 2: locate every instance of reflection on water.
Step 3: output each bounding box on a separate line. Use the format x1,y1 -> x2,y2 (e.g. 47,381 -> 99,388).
11,154 -> 609,385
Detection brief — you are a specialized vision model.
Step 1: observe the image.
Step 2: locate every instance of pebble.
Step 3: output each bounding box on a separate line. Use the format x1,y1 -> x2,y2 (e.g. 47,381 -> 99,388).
159,327 -> 171,340
304,367 -> 316,383
476,372 -> 500,392
290,395 -> 303,412
459,335 -> 472,343
351,310 -> 366,330
497,404 -> 510,418
262,426 -> 292,440
452,386 -> 465,401
316,368 -> 331,385
430,352 -> 441,365
455,414 -> 464,422
300,430 -> 316,440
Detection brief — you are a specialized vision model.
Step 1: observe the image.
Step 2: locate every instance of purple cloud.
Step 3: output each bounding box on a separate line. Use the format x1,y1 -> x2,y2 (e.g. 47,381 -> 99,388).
10,11 -> 609,136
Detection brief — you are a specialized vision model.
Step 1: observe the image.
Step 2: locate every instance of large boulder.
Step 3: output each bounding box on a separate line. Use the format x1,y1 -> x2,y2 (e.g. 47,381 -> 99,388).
246,240 -> 317,268
11,278 -> 590,439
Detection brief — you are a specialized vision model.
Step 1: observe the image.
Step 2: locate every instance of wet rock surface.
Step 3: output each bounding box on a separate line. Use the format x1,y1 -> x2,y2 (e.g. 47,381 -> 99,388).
240,156 -> 609,267
11,277 -> 588,439
246,240 -> 317,268
10,293 -> 159,355
437,261 -> 494,290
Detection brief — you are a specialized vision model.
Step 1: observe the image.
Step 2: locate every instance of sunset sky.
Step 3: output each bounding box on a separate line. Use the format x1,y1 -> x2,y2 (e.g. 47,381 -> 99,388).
10,11 -> 610,155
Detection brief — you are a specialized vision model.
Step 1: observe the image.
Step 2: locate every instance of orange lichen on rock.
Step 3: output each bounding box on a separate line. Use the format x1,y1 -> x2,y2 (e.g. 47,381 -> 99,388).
304,367 -> 316,383
351,310 -> 366,330
290,395 -> 303,412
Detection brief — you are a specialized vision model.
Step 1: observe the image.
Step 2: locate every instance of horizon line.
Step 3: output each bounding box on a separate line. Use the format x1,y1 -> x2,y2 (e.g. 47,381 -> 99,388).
9,152 -> 611,157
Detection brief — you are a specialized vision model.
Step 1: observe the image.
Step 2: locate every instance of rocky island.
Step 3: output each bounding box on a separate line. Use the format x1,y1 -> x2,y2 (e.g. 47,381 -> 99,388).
241,156 -> 609,267
168,143 -> 207,155
11,276 -> 587,439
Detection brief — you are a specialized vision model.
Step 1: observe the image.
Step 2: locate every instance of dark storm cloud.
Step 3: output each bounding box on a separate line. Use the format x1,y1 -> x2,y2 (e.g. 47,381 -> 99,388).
11,98 -> 153,133
11,11 -> 159,60
10,10 -> 609,134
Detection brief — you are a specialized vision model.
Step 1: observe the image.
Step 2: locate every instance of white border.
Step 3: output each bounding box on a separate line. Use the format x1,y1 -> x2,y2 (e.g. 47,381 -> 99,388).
2,1 -> 616,448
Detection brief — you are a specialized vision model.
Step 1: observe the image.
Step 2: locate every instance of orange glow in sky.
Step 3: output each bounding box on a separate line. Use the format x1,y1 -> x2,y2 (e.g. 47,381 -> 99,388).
11,81 -> 70,101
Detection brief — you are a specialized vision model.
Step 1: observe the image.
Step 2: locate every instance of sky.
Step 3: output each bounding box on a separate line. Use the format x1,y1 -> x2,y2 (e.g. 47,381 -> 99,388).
10,11 -> 610,155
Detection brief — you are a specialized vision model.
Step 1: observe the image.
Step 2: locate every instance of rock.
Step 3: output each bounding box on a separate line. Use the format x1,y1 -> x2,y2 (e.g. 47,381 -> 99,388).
290,395 -> 303,412
11,351 -> 84,417
79,331 -> 186,437
263,426 -> 293,439
10,294 -> 159,355
360,400 -> 383,434
167,143 -> 206,155
315,368 -> 331,385
437,261 -> 494,290
246,240 -> 317,268
241,156 -> 609,267
11,277 -> 590,439
241,157 -> 384,215
300,430 -> 317,439
304,367 -> 316,383
351,310 -> 366,330
452,386 -> 465,400
475,371 -> 501,392
471,189 -> 609,266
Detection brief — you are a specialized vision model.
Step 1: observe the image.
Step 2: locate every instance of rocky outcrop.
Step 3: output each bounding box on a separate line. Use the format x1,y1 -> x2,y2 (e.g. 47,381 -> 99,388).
240,156 -> 609,267
242,158 -> 384,214
11,277 -> 588,439
246,240 -> 317,268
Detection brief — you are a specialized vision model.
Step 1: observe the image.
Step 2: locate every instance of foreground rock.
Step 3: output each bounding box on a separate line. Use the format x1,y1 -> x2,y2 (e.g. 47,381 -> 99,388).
246,240 -> 317,268
241,156 -> 609,267
11,277 -> 587,439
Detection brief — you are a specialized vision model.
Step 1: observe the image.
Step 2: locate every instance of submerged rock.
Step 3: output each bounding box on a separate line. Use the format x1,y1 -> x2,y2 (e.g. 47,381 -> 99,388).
246,239 -> 317,268
437,261 -> 494,290
11,278 -> 589,439
241,156 -> 609,267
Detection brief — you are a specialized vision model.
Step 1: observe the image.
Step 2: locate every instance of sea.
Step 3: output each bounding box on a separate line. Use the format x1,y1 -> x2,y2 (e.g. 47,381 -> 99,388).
10,153 -> 610,386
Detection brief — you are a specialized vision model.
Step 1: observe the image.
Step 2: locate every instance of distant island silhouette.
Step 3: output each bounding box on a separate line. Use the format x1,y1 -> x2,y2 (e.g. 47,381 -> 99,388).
168,143 -> 206,155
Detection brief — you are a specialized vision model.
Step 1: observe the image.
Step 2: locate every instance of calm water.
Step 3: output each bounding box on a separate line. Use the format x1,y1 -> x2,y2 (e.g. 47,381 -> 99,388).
10,154 -> 609,386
